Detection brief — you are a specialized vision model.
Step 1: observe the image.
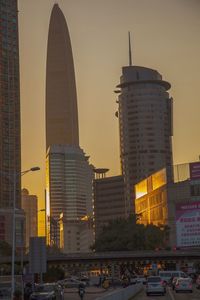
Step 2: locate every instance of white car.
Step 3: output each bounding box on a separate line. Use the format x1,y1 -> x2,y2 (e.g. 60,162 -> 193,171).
136,275 -> 147,285
59,278 -> 86,288
159,270 -> 188,284
174,278 -> 193,293
146,276 -> 166,296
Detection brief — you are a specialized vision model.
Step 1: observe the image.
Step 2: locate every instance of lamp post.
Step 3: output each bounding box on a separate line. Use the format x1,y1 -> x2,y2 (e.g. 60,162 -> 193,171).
11,166 -> 40,299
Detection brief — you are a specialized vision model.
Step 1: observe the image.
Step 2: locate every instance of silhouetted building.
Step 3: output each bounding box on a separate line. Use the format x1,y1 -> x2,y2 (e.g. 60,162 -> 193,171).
93,174 -> 125,239
0,208 -> 25,250
45,5 -> 94,251
21,189 -> 38,248
116,35 -> 173,215
46,4 -> 79,149
0,0 -> 21,209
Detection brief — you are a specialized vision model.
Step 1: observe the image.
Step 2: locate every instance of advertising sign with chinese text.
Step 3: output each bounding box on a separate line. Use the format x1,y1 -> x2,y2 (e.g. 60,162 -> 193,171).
189,162 -> 200,180
176,202 -> 200,247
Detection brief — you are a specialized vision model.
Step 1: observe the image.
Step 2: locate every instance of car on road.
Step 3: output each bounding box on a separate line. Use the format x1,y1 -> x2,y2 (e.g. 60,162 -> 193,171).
196,274 -> 200,289
102,276 -> 122,287
159,270 -> 188,284
0,287 -> 11,299
136,275 -> 147,285
174,278 -> 193,293
129,276 -> 137,285
79,275 -> 90,286
146,276 -> 166,296
30,283 -> 64,300
59,278 -> 86,288
0,281 -> 22,300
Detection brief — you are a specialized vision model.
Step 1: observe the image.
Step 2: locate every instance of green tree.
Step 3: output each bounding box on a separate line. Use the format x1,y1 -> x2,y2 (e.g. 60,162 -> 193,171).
44,266 -> 65,282
93,216 -> 166,252
0,240 -> 12,256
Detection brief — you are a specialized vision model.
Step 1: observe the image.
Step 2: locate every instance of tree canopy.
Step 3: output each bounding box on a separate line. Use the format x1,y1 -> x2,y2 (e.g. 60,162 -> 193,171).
93,216 -> 169,252
0,240 -> 12,256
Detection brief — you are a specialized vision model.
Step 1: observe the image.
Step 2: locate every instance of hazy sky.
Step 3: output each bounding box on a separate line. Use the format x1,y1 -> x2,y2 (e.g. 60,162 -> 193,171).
18,0 -> 200,211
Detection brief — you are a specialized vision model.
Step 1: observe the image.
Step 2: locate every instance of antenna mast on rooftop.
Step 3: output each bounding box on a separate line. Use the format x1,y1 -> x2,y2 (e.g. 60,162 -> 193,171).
128,31 -> 132,66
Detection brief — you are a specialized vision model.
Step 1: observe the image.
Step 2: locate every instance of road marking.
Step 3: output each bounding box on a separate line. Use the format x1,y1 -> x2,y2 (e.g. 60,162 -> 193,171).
168,288 -> 175,300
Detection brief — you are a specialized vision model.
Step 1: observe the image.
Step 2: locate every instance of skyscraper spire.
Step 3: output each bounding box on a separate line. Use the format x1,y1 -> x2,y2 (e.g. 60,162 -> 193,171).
128,31 -> 132,66
46,4 -> 79,149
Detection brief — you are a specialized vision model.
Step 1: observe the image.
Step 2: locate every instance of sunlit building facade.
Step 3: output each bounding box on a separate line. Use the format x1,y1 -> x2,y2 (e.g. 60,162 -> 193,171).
135,162 -> 200,247
116,65 -> 173,215
46,145 -> 94,249
21,189 -> 38,248
59,217 -> 94,253
0,0 -> 21,209
135,168 -> 168,226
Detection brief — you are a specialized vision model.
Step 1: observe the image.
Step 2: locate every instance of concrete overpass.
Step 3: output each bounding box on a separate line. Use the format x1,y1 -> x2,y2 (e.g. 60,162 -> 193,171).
1,250 -> 199,270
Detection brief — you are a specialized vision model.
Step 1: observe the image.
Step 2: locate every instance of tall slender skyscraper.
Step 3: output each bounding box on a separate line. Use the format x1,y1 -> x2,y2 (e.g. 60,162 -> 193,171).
46,5 -> 94,251
46,4 -> 79,149
116,35 -> 173,215
0,0 -> 21,209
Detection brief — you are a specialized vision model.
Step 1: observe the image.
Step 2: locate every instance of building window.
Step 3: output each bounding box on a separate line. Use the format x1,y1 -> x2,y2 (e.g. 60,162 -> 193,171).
191,185 -> 200,196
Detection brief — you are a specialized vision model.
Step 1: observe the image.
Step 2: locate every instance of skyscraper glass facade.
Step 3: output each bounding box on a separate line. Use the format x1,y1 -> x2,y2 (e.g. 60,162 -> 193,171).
117,66 -> 173,215
0,0 -> 21,208
46,145 -> 93,221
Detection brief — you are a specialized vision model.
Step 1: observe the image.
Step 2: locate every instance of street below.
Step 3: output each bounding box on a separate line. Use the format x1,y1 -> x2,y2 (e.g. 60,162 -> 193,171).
64,286 -> 115,300
134,285 -> 200,300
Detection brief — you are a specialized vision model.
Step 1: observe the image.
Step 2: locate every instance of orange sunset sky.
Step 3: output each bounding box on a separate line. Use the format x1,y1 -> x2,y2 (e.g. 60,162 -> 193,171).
18,0 -> 200,233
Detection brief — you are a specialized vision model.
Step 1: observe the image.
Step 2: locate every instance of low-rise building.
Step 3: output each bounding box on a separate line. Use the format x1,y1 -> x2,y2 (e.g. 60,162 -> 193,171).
135,162 -> 200,248
0,208 -> 25,251
21,189 -> 38,249
59,215 -> 94,253
93,172 -> 126,239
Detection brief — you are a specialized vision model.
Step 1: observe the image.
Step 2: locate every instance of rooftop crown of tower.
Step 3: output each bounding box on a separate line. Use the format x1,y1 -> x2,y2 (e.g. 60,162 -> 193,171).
46,4 -> 79,149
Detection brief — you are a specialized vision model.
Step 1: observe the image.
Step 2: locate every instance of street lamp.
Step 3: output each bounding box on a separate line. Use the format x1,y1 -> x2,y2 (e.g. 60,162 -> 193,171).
11,166 -> 40,299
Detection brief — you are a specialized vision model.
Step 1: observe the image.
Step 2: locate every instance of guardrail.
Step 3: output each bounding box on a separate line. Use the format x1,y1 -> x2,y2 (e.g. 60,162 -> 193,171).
96,284 -> 142,300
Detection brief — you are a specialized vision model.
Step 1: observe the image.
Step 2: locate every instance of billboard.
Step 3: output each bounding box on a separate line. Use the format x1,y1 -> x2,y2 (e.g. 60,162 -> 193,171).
176,202 -> 200,247
29,237 -> 47,274
189,162 -> 200,180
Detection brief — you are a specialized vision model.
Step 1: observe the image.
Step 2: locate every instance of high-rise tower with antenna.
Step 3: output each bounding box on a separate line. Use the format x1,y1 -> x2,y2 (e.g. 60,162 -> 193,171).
116,33 -> 173,215
128,31 -> 132,66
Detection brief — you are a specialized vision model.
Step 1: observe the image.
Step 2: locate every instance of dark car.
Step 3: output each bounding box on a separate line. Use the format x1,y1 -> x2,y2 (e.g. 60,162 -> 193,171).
30,283 -> 64,300
79,276 -> 90,286
0,287 -> 10,299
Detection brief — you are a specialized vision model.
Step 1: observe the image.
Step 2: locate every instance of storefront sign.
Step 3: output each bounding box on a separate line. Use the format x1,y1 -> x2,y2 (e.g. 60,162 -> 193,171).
176,202 -> 200,247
